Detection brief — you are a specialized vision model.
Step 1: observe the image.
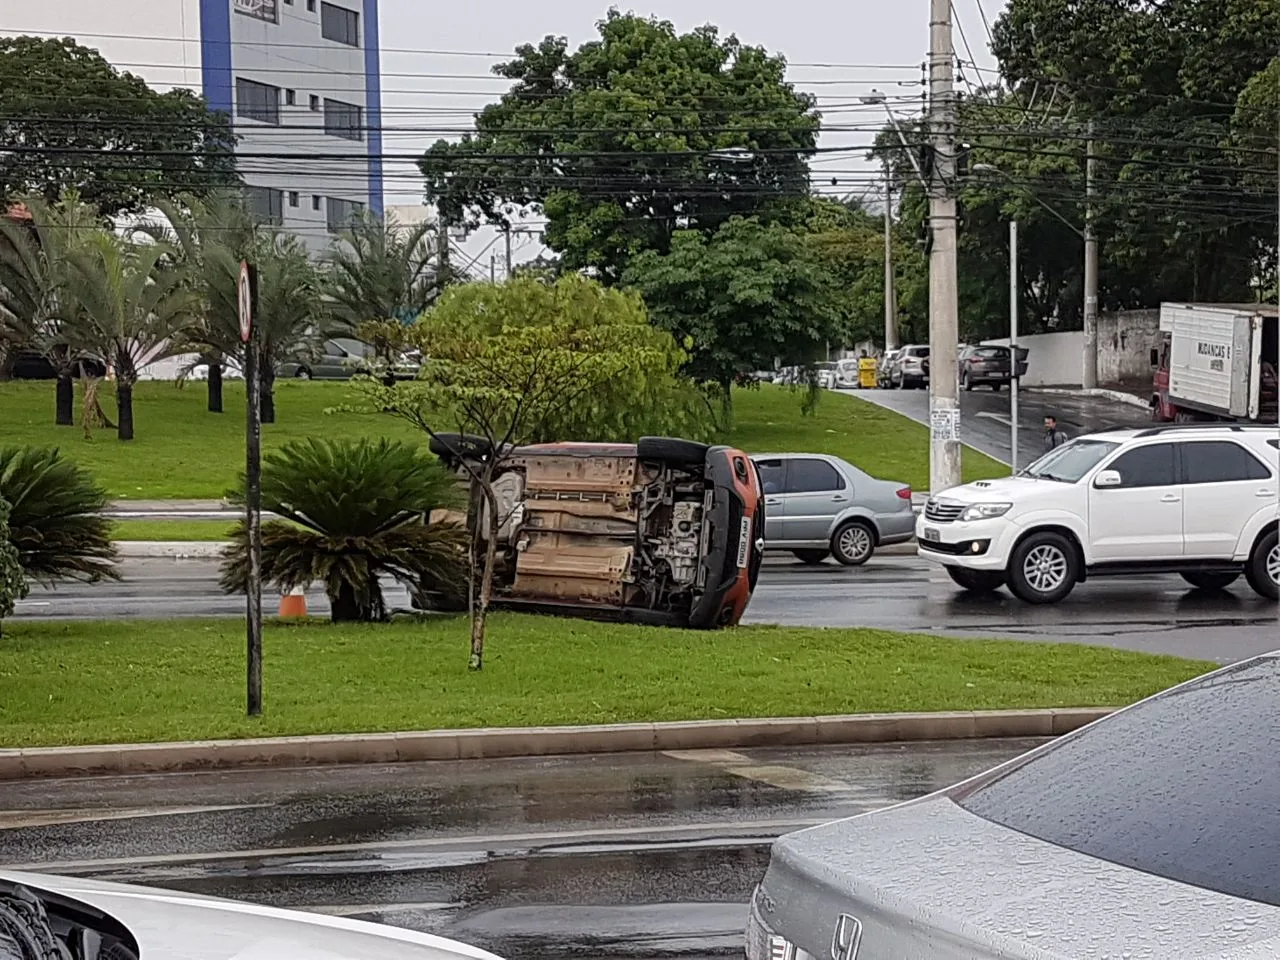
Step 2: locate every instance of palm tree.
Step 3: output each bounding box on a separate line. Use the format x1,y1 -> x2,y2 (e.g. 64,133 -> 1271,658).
60,231 -> 200,440
0,497 -> 27,636
323,209 -> 439,344
140,191 -> 259,413
0,446 -> 117,585
0,193 -> 103,425
219,437 -> 468,622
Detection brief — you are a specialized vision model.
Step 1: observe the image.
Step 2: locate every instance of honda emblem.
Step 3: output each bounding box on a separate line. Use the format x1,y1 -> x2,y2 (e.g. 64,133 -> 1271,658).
830,914 -> 862,960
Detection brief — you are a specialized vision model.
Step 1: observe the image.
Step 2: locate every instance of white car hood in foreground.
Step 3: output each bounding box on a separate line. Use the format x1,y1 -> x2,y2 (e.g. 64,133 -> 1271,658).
0,871 -> 504,960
929,476 -> 1063,506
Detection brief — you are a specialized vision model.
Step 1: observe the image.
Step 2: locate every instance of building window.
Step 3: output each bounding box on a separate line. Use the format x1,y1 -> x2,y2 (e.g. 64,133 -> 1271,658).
243,187 -> 284,225
309,94 -> 320,111
312,195 -> 322,211
326,197 -> 365,232
323,98 -> 363,141
234,0 -> 278,23
288,191 -> 300,208
306,0 -> 315,10
285,88 -> 296,106
320,2 -> 359,45
236,77 -> 280,125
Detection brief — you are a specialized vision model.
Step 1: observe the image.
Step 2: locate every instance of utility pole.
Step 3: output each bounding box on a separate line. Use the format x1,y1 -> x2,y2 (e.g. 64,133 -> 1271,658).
238,261 -> 262,718
1010,220 -> 1020,474
927,0 -> 962,494
504,225 -> 513,280
1082,120 -> 1099,389
436,212 -> 450,290
882,161 -> 898,351
489,253 -> 496,283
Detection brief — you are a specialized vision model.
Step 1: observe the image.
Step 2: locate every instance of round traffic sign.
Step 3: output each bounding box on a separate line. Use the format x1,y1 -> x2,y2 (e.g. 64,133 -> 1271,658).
238,260 -> 252,342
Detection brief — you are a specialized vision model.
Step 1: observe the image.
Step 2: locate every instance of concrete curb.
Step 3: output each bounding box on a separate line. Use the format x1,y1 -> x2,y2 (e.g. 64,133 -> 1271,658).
1029,386 -> 1150,410
0,708 -> 1114,781
115,540 -> 228,559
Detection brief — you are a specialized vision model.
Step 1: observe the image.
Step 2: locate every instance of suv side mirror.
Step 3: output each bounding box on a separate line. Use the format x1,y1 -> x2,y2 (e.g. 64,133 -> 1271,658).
1094,470 -> 1123,488
1149,348 -> 1159,367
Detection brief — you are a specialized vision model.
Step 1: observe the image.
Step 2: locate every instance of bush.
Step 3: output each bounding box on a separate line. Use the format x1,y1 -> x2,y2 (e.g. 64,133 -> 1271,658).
219,437 -> 468,622
0,497 -> 28,635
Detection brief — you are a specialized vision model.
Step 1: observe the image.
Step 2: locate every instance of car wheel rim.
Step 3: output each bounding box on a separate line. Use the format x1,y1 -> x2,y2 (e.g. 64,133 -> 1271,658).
839,526 -> 871,561
1023,544 -> 1068,594
1268,543 -> 1280,585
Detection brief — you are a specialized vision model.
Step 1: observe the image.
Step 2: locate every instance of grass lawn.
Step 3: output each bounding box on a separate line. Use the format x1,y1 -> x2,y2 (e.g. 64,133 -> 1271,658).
0,379 -> 1005,499
111,519 -> 237,541
0,615 -> 1211,748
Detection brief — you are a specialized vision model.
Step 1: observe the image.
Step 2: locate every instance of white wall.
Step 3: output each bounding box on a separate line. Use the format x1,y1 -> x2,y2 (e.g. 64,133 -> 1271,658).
983,331 -> 1084,387
984,310 -> 1163,387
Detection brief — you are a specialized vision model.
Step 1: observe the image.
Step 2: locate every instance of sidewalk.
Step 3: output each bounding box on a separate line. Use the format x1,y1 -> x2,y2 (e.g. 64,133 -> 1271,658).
1026,384 -> 1149,410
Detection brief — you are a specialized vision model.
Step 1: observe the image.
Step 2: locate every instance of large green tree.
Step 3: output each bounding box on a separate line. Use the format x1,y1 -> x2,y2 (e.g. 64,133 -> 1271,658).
0,37 -> 238,215
419,11 -> 818,281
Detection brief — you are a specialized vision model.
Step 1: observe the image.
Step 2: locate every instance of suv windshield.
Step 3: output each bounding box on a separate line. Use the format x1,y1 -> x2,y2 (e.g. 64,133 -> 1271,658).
953,656 -> 1280,906
1019,439 -> 1119,483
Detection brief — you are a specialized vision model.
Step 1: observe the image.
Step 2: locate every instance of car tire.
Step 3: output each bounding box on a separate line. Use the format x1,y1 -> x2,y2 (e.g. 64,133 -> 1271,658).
1244,528 -> 1279,601
792,549 -> 830,565
428,432 -> 493,462
991,382 -> 1002,392
637,436 -> 710,466
1180,571 -> 1240,592
295,367 -> 311,380
962,371 -> 972,391
946,567 -> 1005,594
1007,530 -> 1078,604
831,520 -> 875,566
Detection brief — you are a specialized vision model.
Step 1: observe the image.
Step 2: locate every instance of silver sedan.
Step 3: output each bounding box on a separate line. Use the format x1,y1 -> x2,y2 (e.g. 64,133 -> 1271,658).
752,453 -> 915,565
748,652 -> 1280,960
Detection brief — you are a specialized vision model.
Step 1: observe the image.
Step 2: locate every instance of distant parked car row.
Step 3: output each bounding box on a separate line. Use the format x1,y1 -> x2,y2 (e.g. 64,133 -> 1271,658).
278,338 -> 420,381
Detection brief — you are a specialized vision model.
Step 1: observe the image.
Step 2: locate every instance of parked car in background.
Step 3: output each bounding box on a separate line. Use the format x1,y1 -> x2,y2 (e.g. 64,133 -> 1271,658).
814,361 -> 838,388
430,435 -> 765,628
876,349 -> 900,388
279,338 -> 419,381
891,344 -> 930,389
751,453 -> 914,565
958,343 -> 1030,391
0,870 -> 504,959
833,358 -> 861,389
748,653 -> 1280,960
9,349 -> 106,380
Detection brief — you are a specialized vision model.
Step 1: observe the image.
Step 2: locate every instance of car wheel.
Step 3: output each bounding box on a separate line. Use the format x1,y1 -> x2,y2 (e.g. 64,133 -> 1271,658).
991,382 -> 1002,392
295,368 -> 311,380
792,549 -> 830,565
1244,528 -> 1279,601
946,567 -> 1005,594
1007,531 -> 1078,604
1180,571 -> 1240,592
428,432 -> 494,463
962,371 -> 972,391
637,436 -> 710,466
831,520 -> 875,566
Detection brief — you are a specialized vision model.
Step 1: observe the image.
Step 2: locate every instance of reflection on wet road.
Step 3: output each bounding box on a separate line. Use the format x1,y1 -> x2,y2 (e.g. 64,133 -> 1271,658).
0,740 -> 1039,958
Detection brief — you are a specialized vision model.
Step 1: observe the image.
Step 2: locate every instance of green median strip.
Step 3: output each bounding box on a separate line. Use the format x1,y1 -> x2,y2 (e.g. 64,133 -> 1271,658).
0,615 -> 1212,749
111,518 -> 237,542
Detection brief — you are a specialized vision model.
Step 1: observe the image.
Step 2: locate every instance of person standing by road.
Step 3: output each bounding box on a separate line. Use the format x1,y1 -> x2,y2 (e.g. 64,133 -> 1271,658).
1043,416 -> 1069,451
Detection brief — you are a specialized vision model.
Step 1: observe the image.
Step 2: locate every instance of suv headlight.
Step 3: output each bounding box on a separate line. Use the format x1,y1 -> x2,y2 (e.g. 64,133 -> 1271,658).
960,502 -> 1013,521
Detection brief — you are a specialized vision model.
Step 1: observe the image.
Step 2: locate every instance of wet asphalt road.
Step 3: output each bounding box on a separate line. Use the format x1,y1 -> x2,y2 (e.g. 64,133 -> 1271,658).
14,554 -> 1276,663
0,739 -> 1039,958
848,385 -> 1151,471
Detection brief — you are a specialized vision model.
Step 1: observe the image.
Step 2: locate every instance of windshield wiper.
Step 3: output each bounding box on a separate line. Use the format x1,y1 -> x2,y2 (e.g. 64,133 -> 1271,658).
1037,472 -> 1073,483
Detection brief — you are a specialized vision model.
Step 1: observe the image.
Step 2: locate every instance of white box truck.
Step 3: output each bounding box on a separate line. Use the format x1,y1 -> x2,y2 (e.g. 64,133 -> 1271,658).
1151,302 -> 1278,423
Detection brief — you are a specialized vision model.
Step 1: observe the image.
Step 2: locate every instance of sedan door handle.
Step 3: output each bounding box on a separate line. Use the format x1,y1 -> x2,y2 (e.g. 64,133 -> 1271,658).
1258,488 -> 1276,498
1161,494 -> 1181,503
765,498 -> 782,506
832,496 -> 847,502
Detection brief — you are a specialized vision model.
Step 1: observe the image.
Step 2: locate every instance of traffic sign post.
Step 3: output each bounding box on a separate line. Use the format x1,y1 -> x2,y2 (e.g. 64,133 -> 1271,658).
239,261 -> 263,718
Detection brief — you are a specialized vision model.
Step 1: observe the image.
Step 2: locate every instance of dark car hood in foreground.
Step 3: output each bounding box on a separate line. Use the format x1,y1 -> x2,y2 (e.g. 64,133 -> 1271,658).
760,796 -> 1280,960
0,870 -> 504,960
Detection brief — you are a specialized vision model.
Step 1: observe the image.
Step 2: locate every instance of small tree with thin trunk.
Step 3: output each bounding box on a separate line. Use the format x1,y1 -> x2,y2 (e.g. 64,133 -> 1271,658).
363,274 -> 697,670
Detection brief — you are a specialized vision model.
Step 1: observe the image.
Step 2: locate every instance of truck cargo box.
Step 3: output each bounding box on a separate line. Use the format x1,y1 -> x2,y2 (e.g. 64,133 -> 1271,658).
1161,303 -> 1273,419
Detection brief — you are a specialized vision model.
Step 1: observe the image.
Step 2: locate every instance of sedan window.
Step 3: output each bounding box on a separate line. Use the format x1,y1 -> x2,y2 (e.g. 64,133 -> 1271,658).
954,656 -> 1280,906
754,459 -> 785,495
784,458 -> 844,493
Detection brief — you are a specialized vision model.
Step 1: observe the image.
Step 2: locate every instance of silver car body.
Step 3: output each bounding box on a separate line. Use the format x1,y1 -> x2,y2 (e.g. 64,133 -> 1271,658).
748,652 -> 1280,960
751,453 -> 915,550
0,870 -> 505,960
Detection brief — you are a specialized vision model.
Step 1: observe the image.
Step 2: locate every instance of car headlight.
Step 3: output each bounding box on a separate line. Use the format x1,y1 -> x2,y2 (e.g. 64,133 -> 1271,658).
960,502 -> 1013,521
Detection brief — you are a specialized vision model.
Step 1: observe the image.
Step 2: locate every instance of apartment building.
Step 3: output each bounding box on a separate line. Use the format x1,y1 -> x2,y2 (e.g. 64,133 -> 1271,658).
0,0 -> 383,251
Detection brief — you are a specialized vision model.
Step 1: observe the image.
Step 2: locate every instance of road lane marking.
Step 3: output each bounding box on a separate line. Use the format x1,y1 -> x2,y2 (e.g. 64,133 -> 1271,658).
0,804 -> 270,831
976,411 -> 1013,426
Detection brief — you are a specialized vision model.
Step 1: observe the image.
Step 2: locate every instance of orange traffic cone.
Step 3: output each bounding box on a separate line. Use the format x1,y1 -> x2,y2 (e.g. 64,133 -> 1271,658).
278,585 -> 308,618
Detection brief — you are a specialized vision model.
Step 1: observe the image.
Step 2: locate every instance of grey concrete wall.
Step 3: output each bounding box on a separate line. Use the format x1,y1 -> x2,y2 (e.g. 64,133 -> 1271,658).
1098,309 -> 1161,385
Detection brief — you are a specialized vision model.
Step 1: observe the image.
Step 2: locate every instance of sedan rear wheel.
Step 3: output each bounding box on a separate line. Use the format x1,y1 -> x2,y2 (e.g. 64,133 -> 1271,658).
962,371 -> 973,391
831,520 -> 875,566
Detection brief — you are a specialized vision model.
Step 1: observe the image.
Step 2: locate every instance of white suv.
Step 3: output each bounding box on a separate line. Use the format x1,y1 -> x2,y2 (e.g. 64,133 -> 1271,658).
917,424 -> 1280,604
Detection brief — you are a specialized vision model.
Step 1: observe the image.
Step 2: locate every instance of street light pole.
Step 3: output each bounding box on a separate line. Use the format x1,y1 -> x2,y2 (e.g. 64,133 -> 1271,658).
1082,120 -> 1099,389
1010,220 -> 1019,474
927,0 -> 962,495
883,162 -> 898,351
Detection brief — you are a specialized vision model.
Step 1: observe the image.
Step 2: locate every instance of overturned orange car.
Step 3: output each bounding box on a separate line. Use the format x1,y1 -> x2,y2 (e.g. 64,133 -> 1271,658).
428,435 -> 765,629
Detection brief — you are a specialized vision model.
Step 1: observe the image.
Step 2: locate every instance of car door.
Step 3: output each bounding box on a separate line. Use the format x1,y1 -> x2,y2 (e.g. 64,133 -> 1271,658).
315,341 -> 349,379
753,458 -> 787,543
1087,442 -> 1182,562
780,458 -> 848,545
1178,440 -> 1275,558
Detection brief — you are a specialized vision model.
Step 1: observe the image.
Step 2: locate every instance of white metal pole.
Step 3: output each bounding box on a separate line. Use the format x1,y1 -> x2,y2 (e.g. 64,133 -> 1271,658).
883,162 -> 898,351
1010,219 -> 1019,474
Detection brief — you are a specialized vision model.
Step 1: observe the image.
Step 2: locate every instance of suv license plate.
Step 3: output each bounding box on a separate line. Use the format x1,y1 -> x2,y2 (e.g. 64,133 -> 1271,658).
922,527 -> 941,542
736,517 -> 752,568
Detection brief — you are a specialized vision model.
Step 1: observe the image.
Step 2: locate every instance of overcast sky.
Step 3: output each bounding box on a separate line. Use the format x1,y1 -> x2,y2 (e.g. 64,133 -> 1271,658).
376,0 -> 1006,271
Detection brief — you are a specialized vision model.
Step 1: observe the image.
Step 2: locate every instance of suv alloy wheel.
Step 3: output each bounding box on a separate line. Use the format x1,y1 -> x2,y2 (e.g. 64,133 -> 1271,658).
1007,531 -> 1079,604
1245,528 -> 1279,600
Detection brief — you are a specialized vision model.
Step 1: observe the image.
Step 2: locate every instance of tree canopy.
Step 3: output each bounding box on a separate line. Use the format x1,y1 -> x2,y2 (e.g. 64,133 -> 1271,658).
0,37 -> 238,215
419,11 -> 818,281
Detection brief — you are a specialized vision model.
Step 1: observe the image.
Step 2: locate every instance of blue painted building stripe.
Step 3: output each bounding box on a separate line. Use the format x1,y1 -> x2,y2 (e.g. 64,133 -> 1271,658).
362,0 -> 384,216
199,0 -> 234,115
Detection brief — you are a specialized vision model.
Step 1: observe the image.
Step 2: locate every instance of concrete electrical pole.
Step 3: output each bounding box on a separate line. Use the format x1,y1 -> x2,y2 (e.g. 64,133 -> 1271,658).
436,213 -> 450,290
883,162 -> 899,351
927,0 -> 962,494
504,225 -> 514,279
1082,120 -> 1099,389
